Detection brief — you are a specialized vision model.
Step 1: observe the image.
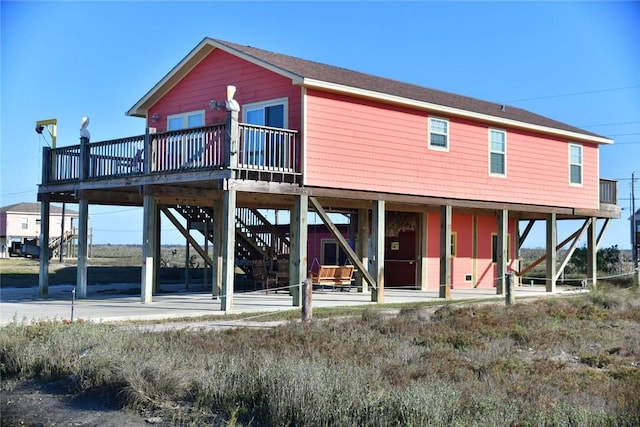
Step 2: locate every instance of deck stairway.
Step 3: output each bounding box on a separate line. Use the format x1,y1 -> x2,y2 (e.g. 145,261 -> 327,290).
172,205 -> 290,262
48,231 -> 74,256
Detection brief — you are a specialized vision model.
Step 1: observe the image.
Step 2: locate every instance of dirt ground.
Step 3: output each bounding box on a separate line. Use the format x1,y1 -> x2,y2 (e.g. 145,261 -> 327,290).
1,378 -> 152,426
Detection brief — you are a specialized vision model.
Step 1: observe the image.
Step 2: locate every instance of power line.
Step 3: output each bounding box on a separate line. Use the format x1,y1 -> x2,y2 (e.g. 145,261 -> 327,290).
578,120 -> 640,128
504,84 -> 640,103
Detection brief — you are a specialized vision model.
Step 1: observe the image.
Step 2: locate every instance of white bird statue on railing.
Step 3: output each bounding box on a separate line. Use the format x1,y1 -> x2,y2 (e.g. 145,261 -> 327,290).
80,116 -> 90,140
225,85 -> 239,112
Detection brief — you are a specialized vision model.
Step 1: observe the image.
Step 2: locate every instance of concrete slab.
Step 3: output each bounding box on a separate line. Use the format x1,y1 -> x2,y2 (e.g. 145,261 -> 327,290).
0,282 -> 586,326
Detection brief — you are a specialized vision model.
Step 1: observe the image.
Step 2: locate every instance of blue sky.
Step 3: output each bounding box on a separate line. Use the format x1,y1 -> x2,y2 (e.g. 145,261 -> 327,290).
1,1 -> 639,249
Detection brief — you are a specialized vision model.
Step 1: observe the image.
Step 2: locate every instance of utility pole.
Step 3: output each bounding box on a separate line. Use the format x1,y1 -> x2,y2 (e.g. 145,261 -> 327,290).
633,172 -> 637,267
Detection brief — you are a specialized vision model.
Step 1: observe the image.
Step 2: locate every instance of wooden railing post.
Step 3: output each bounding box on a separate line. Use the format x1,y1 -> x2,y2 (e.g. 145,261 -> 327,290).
79,136 -> 89,180
144,128 -> 152,174
225,86 -> 240,171
41,147 -> 51,184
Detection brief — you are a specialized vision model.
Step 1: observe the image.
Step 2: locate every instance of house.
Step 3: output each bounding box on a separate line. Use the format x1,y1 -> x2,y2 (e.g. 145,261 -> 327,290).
0,202 -> 78,259
36,37 -> 620,308
630,208 -> 640,265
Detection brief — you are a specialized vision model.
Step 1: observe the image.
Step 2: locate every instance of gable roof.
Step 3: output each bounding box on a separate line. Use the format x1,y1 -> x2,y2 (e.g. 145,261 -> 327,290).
127,37 -> 612,145
1,202 -> 79,216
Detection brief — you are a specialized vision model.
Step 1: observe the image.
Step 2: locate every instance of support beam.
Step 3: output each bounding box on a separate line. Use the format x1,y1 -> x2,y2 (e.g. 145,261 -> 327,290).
518,226 -> 583,276
153,205 -> 161,294
356,209 -> 370,293
518,220 -> 536,250
596,218 -> 611,250
496,210 -> 508,294
38,201 -> 50,297
221,189 -> 237,312
439,205 -> 452,299
587,217 -> 597,288
290,194 -> 308,306
141,195 -> 157,303
160,207 -> 214,266
76,199 -> 89,298
213,205 -> 223,299
309,197 -> 377,290
546,213 -> 557,292
555,218 -> 591,284
372,200 -> 385,303
417,211 -> 428,291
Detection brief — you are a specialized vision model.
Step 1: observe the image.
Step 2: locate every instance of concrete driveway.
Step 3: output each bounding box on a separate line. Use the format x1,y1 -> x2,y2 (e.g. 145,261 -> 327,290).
0,281 -> 587,326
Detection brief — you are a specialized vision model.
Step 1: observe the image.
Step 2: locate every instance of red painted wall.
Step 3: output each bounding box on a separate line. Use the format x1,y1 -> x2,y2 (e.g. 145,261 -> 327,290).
148,49 -> 302,133
426,212 -> 517,289
305,90 -> 599,210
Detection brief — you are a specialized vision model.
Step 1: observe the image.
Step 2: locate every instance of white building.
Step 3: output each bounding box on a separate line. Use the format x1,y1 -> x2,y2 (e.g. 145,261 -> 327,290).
0,202 -> 79,258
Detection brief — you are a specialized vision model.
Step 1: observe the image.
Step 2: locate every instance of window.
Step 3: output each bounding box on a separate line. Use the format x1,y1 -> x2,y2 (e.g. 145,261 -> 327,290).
321,239 -> 348,265
489,129 -> 506,176
242,98 -> 288,168
450,232 -> 457,256
167,110 -> 205,131
165,110 -> 205,168
428,117 -> 449,150
569,144 -> 582,185
491,233 -> 512,263
21,218 -> 28,230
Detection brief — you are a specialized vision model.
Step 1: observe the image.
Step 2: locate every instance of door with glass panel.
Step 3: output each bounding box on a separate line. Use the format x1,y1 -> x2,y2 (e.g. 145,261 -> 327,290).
243,100 -> 286,169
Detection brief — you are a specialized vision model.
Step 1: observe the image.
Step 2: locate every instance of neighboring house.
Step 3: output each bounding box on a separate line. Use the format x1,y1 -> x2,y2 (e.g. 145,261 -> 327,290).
0,202 -> 78,258
37,38 -> 620,308
630,208 -> 640,265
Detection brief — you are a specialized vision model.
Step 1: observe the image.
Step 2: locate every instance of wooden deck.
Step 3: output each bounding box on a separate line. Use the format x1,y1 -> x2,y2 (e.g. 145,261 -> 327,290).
41,123 -> 300,187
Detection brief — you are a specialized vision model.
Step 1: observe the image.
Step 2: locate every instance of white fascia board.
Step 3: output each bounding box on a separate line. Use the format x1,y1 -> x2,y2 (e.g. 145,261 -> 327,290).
299,78 -> 613,145
126,39 -> 214,117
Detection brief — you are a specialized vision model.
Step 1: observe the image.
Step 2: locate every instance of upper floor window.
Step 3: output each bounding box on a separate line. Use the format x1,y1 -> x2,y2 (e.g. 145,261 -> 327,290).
167,110 -> 205,131
21,218 -> 28,229
243,98 -> 288,128
569,143 -> 583,185
489,129 -> 506,177
428,117 -> 449,150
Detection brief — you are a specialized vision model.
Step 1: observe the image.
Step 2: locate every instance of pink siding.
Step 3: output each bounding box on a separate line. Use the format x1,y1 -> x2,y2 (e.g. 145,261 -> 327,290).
305,90 -> 599,210
426,212 -> 517,289
148,49 -> 301,133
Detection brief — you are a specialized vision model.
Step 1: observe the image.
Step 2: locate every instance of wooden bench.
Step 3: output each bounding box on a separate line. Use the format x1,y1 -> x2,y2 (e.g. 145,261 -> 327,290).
310,265 -> 355,292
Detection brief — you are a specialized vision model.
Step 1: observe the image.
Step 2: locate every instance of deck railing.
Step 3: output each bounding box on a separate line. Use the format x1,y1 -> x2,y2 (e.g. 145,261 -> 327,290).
42,123 -> 300,184
599,178 -> 617,204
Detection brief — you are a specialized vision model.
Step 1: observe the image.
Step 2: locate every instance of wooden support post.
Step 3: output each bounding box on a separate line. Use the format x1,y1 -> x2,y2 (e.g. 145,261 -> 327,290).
371,200 -> 385,303
213,206 -> 223,299
496,209 -> 508,295
290,194 -> 308,306
301,278 -> 312,321
38,200 -> 50,297
546,212 -> 557,292
587,217 -> 597,289
76,199 -> 89,298
472,215 -> 478,288
417,211 -> 428,291
153,205 -> 161,294
203,220 -> 209,290
356,208 -> 370,293
141,194 -> 157,303
220,188 -> 236,312
185,238 -> 190,291
439,205 -> 452,299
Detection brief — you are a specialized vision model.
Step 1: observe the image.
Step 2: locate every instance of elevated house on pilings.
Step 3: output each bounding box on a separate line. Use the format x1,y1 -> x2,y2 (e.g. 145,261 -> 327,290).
37,38 -> 620,310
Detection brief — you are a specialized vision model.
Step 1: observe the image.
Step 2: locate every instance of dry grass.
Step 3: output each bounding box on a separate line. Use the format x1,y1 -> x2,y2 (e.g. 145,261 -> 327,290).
1,285 -> 639,426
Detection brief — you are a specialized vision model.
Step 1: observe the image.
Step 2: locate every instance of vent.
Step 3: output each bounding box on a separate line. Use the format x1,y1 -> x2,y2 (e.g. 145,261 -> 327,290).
465,274 -> 473,282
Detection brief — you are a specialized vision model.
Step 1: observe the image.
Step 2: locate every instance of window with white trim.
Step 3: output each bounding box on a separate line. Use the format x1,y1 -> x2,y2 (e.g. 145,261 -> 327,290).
167,110 -> 205,131
489,129 -> 506,176
428,117 -> 449,150
569,143 -> 582,185
21,218 -> 28,230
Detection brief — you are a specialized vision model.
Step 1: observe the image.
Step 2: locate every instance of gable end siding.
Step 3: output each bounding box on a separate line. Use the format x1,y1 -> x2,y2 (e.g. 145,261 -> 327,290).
148,49 -> 302,132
